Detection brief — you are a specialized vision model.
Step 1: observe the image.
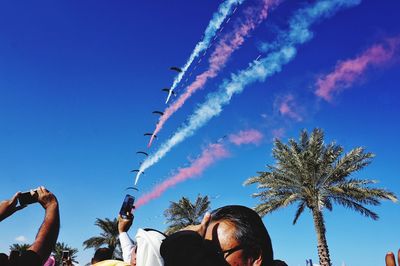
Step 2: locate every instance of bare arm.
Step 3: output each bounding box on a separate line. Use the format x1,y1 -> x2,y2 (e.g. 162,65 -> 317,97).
29,187 -> 60,264
0,192 -> 25,222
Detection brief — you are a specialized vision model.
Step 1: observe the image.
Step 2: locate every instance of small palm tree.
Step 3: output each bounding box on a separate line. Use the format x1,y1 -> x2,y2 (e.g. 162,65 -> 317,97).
53,242 -> 78,266
244,128 -> 397,266
9,243 -> 30,252
164,195 -> 210,235
83,218 -> 121,259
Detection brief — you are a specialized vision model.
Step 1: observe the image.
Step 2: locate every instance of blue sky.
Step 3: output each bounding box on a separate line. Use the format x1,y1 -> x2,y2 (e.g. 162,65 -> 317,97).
0,1 -> 399,265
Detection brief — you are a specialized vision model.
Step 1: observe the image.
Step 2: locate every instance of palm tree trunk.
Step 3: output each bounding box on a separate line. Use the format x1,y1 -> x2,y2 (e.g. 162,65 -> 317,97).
311,208 -> 331,266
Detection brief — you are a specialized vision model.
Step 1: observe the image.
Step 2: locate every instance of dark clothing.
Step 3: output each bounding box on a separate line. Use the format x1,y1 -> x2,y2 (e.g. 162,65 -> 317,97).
0,251 -> 41,266
160,230 -> 228,266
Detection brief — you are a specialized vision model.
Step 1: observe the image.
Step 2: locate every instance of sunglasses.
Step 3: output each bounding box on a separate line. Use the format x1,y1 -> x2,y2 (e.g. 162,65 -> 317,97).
216,244 -> 244,259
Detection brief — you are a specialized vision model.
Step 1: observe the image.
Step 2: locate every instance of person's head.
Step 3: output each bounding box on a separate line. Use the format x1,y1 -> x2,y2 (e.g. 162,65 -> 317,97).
0,253 -> 8,265
273,259 -> 288,266
9,250 -> 19,262
91,247 -> 113,264
205,205 -> 274,266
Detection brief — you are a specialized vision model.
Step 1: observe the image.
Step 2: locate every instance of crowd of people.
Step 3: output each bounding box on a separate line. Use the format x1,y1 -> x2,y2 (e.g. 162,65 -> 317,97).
0,187 -> 399,266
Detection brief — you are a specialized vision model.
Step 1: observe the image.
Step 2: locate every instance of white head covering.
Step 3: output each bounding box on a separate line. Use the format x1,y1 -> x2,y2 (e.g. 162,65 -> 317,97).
135,228 -> 165,266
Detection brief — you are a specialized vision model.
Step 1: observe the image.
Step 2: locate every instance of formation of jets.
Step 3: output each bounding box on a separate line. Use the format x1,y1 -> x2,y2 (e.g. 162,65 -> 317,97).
130,5 -> 242,189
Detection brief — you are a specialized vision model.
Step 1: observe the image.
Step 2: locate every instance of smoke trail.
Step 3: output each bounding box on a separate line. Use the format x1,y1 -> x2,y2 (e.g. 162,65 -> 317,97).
278,94 -> 303,121
315,36 -> 400,101
136,129 -> 262,207
135,143 -> 229,207
165,0 -> 245,103
228,129 -> 263,145
136,0 -> 362,185
149,0 -> 279,146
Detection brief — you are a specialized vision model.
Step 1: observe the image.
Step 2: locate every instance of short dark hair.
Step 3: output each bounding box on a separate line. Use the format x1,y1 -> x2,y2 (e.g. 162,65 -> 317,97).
92,247 -> 113,263
210,205 -> 273,266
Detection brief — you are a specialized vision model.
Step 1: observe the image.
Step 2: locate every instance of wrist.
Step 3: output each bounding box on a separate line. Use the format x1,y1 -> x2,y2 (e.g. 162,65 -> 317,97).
44,201 -> 59,211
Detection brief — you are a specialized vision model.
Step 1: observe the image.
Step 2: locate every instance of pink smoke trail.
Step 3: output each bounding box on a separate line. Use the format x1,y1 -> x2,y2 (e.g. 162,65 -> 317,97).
278,94 -> 303,122
135,143 -> 229,208
228,129 -> 263,145
136,129 -> 263,207
315,36 -> 400,101
271,128 -> 285,140
148,0 -> 279,147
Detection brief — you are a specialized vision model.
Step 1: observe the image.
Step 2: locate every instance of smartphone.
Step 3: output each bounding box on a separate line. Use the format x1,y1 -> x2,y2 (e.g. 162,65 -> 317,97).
119,194 -> 135,219
62,250 -> 70,260
18,190 -> 38,206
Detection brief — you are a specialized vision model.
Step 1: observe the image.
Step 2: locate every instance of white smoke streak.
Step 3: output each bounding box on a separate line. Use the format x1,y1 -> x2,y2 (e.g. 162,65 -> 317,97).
166,0 -> 245,103
136,0 -> 361,184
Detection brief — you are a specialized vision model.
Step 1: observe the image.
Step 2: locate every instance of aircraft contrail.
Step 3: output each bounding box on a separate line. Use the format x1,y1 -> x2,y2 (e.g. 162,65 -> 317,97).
136,129 -> 263,207
136,143 -> 230,207
149,0 -> 280,147
315,36 -> 400,101
165,0 -> 245,104
136,0 -> 362,185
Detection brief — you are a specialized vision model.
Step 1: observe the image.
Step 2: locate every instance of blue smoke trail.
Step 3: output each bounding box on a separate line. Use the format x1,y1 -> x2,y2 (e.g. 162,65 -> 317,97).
166,0 -> 245,103
136,0 -> 361,184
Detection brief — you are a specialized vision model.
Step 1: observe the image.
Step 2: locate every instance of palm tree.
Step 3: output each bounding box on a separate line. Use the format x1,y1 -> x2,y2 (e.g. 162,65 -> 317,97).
164,195 -> 210,235
244,128 -> 397,266
9,243 -> 30,252
83,218 -> 121,259
53,242 -> 78,266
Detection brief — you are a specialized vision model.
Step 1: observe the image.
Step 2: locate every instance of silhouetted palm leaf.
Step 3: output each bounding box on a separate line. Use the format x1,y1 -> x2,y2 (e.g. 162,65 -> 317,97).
83,218 -> 121,259
164,195 -> 210,235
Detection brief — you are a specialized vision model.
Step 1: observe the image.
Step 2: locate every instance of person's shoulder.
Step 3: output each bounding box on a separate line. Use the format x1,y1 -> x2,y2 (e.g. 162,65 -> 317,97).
18,250 -> 42,266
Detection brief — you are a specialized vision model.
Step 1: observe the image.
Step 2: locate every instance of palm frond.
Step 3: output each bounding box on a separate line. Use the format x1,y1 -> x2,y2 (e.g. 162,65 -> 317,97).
244,128 -> 397,222
164,195 -> 211,234
292,201 -> 306,224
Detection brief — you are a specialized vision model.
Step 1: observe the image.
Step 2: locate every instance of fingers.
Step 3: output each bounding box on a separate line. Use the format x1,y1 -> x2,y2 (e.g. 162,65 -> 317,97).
36,186 -> 57,209
198,212 -> 211,237
119,213 -> 133,221
11,192 -> 21,205
36,186 -> 48,195
398,249 -> 400,266
201,212 -> 211,227
386,252 -> 396,266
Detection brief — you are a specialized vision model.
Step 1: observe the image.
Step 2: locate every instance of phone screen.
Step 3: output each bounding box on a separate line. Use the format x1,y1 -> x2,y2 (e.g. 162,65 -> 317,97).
62,250 -> 69,259
119,194 -> 135,219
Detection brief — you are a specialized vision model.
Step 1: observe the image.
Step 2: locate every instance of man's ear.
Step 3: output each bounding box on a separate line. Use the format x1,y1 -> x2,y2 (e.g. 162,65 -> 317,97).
251,253 -> 263,266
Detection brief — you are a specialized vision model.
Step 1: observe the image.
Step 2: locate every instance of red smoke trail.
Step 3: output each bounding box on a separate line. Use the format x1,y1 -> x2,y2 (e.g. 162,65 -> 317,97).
228,129 -> 263,145
278,94 -> 303,122
135,143 -> 229,208
315,36 -> 400,101
148,0 -> 279,147
137,129 -> 263,208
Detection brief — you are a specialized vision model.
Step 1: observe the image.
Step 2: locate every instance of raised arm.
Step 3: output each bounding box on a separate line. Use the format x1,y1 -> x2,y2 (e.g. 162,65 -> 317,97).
28,186 -> 60,264
0,192 -> 25,222
118,214 -> 135,263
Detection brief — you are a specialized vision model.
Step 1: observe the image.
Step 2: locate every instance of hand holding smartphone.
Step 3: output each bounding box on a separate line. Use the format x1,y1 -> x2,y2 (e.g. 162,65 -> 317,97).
18,190 -> 38,206
119,194 -> 135,219
62,250 -> 70,266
